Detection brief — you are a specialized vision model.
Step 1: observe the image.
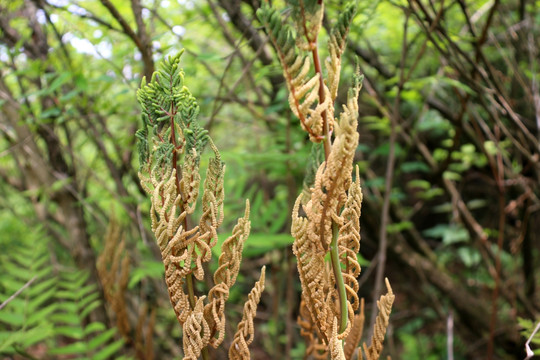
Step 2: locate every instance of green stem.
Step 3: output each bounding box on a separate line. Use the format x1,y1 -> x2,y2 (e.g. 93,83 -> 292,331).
330,222 -> 348,334
186,272 -> 196,309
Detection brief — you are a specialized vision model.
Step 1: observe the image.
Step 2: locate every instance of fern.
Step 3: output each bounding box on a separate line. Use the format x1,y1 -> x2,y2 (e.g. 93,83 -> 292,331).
137,51 -> 266,359
326,3 -> 357,102
49,270 -> 129,360
0,233 -> 55,355
257,3 -> 332,142
0,220 -> 128,359
261,1 -> 395,359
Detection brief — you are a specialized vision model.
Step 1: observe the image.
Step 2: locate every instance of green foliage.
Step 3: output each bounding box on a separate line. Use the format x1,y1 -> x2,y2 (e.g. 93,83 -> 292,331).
0,229 -> 55,355
0,214 -> 127,359
49,271 -> 128,360
137,50 -> 210,172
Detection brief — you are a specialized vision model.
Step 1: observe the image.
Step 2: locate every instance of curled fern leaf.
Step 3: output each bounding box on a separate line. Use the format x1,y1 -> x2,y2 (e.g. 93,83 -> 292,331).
257,3 -> 332,141
326,2 -> 357,102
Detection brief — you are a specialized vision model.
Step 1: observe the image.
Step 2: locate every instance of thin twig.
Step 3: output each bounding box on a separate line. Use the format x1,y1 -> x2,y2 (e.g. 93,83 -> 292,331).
369,10 -> 409,333
0,276 -> 37,311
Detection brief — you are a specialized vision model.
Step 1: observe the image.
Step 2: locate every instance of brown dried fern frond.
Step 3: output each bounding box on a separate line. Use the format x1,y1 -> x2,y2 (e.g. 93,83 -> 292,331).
149,167 -> 193,324
96,218 -> 131,339
325,3 -> 357,102
137,53 -> 265,359
290,63 -> 364,348
183,297 -> 211,360
205,201 -> 251,348
257,4 -> 333,142
362,279 -> 394,360
330,318 -> 347,360
298,299 -> 329,359
310,78 -> 361,251
135,303 -> 156,360
338,166 -> 363,312
229,267 -> 266,360
179,148 -> 201,214
292,197 -> 331,341
198,141 -> 225,265
344,299 -> 365,360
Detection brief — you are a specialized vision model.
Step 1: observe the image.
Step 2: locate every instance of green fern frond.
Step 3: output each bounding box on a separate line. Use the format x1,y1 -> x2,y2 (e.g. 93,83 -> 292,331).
136,50 -> 210,179
0,234 -> 55,355
49,270 -> 128,360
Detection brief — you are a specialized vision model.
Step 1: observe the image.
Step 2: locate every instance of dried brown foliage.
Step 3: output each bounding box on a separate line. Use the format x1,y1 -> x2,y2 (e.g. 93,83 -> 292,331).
96,218 -> 131,338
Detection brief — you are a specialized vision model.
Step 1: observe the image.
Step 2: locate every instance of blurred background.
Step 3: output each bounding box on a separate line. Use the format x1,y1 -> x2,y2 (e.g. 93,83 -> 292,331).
0,0 -> 539,359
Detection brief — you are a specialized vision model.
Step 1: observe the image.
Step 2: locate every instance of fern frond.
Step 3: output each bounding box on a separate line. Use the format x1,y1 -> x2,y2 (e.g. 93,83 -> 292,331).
344,299 -> 365,360
199,140 -> 225,251
338,166 -> 363,312
228,267 -> 266,360
0,235 -> 55,354
179,148 -> 201,214
286,0 -> 324,50
298,299 -> 329,359
97,218 -> 131,340
49,270 -> 126,359
362,279 -> 394,360
330,318 -> 346,360
204,201 -> 251,348
326,3 -> 357,102
182,297 -> 210,360
257,4 -> 332,141
135,303 -> 156,360
310,69 -> 362,251
292,197 -> 331,342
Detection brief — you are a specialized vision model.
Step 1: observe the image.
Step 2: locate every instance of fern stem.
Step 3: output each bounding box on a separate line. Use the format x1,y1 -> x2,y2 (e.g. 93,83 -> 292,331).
202,347 -> 210,360
186,272 -> 196,309
312,43 -> 347,335
330,223 -> 348,334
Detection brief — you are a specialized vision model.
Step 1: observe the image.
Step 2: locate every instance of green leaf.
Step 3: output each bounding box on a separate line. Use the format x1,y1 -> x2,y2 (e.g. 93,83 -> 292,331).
442,171 -> 461,181
0,312 -> 24,327
407,179 -> 431,190
26,303 -> 58,326
92,339 -> 124,360
48,72 -> 72,93
48,340 -> 87,355
50,312 -> 80,325
80,299 -> 101,319
83,322 -> 106,336
54,325 -> 84,339
387,221 -> 413,234
87,328 -> 116,350
128,260 -> 164,289
401,161 -> 430,173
